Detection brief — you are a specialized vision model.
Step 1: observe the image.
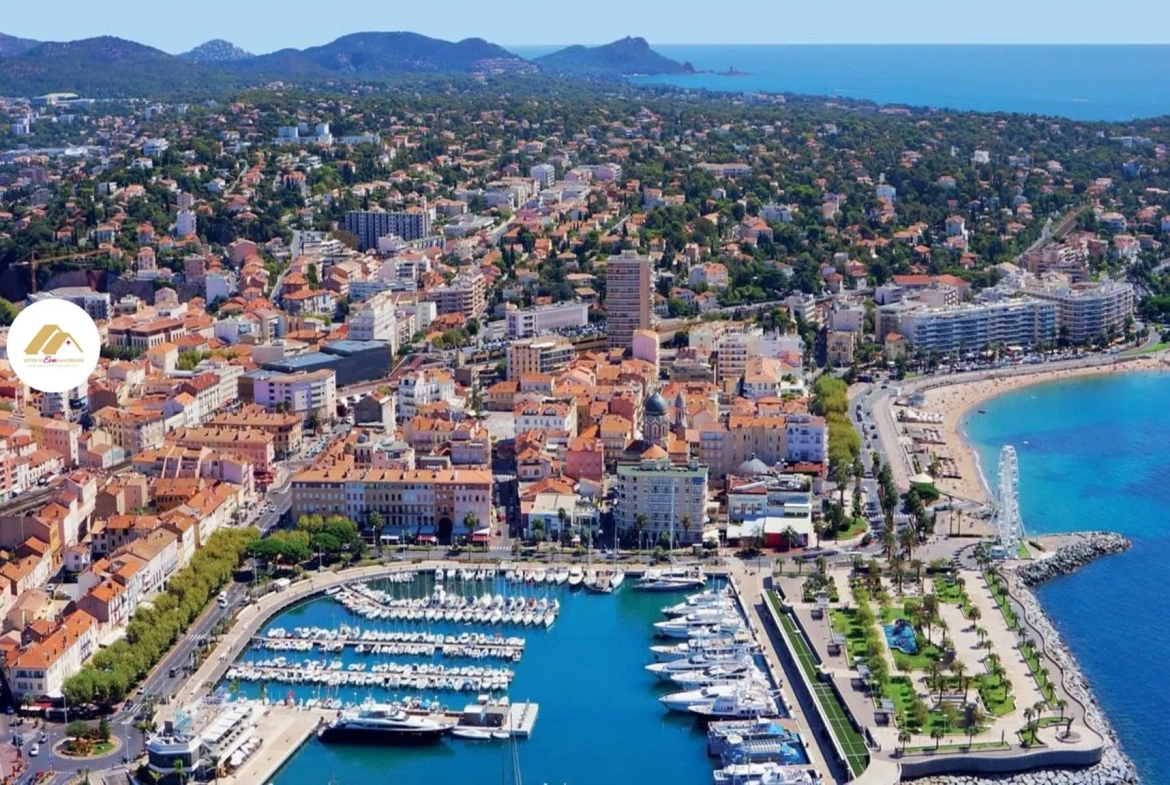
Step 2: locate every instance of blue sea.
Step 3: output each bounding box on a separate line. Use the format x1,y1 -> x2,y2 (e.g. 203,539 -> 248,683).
965,372 -> 1170,783
511,45 -> 1170,121
260,578 -> 748,785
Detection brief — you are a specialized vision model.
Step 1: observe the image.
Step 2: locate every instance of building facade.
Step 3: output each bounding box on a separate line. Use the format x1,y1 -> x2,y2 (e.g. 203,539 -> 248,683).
505,302 -> 589,339
614,452 -> 709,545
606,250 -> 651,351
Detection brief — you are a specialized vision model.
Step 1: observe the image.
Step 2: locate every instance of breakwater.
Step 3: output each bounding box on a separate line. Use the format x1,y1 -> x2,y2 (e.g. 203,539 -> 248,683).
1015,533 -> 1132,588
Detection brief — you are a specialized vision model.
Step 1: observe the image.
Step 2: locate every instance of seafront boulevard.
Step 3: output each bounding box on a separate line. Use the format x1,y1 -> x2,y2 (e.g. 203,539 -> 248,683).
837,358 -> 1159,783
862,350 -> 1170,506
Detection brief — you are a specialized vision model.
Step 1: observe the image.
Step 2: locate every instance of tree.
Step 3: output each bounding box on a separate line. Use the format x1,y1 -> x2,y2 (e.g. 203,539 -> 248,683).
898,728 -> 912,755
468,383 -> 484,417
463,511 -> 480,542
931,726 -> 946,750
967,706 -> 987,746
369,511 -> 386,557
911,699 -> 929,731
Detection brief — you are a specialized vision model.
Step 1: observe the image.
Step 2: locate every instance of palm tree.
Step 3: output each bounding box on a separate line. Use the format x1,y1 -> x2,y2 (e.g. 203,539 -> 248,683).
881,526 -> 897,561
931,726 -> 945,750
369,511 -> 385,557
462,511 -> 480,543
209,753 -> 222,784
1056,698 -> 1068,722
953,660 -> 969,701
911,559 -> 924,586
680,513 -> 693,545
174,758 -> 188,785
967,706 -> 987,747
899,525 -> 916,560
815,556 -> 827,576
774,555 -> 786,576
634,513 -> 648,549
898,728 -> 911,755
135,720 -> 156,756
557,508 -> 568,541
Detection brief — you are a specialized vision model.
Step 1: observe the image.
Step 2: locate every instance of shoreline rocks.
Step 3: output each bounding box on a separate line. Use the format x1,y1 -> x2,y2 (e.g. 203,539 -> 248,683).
907,533 -> 1138,784
1015,533 -> 1131,588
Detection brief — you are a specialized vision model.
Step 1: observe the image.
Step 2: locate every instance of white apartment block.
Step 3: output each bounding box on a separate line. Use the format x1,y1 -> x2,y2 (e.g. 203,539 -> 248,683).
397,370 -> 456,420
899,299 -> 1057,355
614,454 -> 709,545
254,369 -> 337,424
1024,280 -> 1135,344
349,291 -> 399,350
505,302 -> 589,339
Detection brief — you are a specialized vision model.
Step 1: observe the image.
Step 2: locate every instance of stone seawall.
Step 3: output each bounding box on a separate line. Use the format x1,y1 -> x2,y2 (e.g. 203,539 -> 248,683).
909,532 -> 1138,785
1015,533 -> 1131,588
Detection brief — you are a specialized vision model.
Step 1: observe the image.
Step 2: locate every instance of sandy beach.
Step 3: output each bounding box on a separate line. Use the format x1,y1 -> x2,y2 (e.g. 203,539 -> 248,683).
900,354 -> 1170,505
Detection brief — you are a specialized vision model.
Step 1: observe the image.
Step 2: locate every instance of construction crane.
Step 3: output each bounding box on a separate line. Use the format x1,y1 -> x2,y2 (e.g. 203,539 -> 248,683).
12,250 -> 102,294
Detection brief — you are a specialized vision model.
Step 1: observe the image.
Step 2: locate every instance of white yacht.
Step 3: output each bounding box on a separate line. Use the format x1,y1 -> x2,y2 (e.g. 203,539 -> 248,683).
713,762 -> 821,785
671,662 -> 761,687
688,688 -> 778,720
659,684 -> 746,713
610,570 -> 625,589
567,567 -> 584,588
650,633 -> 755,662
653,614 -> 743,639
662,591 -> 734,617
645,650 -> 752,680
633,564 -> 707,592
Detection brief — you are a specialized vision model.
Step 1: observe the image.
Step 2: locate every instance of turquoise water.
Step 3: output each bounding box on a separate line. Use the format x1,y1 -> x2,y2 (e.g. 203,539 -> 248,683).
511,45 -> 1170,120
965,372 -> 1170,783
262,578 -> 739,785
882,620 -> 917,655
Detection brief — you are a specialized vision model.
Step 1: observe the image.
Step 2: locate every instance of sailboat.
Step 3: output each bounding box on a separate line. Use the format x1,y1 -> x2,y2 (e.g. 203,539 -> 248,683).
584,570 -> 613,594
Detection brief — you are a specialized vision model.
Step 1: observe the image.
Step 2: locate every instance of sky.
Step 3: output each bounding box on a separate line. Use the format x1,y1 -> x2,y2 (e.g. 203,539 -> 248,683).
5,0 -> 1170,54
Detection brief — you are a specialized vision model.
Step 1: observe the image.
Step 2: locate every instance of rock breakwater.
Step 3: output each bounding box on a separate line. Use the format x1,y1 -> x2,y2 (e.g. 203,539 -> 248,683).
1015,533 -> 1131,588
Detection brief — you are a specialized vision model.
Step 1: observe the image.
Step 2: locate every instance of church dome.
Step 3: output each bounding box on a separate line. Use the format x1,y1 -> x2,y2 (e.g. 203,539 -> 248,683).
736,455 -> 771,477
645,392 -> 669,417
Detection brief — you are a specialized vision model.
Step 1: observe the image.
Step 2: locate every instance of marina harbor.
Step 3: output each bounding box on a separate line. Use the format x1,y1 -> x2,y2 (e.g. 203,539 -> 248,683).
151,560 -> 836,785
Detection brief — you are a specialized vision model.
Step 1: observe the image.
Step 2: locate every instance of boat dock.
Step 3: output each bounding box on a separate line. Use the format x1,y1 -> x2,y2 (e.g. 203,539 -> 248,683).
252,635 -> 527,660
209,699 -> 539,784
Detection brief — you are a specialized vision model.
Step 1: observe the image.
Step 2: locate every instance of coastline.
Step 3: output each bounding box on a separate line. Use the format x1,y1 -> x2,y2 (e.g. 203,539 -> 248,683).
913,355 -> 1170,505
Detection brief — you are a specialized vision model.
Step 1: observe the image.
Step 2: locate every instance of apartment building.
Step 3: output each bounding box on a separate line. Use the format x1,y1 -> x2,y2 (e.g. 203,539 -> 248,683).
252,369 -> 337,425
172,427 -> 276,474
107,317 -> 186,350
208,406 -> 304,459
613,452 -> 709,545
397,370 -> 455,420
898,299 -> 1058,354
426,273 -> 486,319
344,209 -> 431,250
506,336 -> 575,380
1023,279 -> 1135,344
606,250 -> 651,351
348,291 -> 399,350
514,399 -> 578,437
5,610 -> 97,698
93,407 -> 166,455
290,464 -> 492,542
697,413 -> 828,479
505,302 -> 589,340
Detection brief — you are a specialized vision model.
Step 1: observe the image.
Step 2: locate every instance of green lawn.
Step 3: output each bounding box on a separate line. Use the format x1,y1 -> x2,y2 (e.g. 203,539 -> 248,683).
891,639 -> 945,671
978,674 -> 1016,716
835,517 -> 870,540
829,608 -> 871,660
768,593 -> 869,776
881,606 -> 909,624
1016,541 -> 1031,559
